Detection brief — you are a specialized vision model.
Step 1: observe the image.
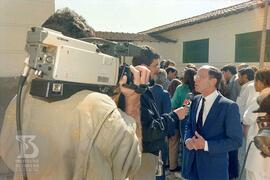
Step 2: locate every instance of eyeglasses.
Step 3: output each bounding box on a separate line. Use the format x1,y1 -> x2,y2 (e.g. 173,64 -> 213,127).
194,74 -> 208,80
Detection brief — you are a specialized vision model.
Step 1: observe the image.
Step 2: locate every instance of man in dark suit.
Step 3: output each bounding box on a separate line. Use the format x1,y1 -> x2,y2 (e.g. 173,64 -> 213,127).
183,65 -> 242,180
150,69 -> 172,180
151,69 -> 172,114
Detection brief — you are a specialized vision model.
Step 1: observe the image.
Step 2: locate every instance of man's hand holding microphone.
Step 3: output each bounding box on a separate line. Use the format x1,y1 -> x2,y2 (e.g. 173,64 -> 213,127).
174,93 -> 193,120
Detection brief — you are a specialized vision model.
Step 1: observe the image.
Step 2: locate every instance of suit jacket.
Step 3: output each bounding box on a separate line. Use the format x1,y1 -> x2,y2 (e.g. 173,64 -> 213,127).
150,84 -> 172,114
182,93 -> 242,180
224,75 -> 241,101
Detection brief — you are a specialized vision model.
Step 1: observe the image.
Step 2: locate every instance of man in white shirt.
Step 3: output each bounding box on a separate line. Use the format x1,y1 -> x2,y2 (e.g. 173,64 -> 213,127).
236,67 -> 259,139
237,68 -> 259,122
182,65 -> 242,180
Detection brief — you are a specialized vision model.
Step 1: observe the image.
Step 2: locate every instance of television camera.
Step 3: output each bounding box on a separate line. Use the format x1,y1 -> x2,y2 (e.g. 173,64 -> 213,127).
15,27 -> 148,180
16,27 -> 270,180
25,27 -> 146,100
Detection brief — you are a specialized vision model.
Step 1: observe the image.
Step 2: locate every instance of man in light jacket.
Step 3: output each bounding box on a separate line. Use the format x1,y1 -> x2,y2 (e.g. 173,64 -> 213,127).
0,65 -> 150,180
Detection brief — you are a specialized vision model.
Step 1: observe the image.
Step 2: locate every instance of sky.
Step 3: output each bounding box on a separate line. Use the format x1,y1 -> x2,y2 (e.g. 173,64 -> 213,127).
55,0 -> 249,33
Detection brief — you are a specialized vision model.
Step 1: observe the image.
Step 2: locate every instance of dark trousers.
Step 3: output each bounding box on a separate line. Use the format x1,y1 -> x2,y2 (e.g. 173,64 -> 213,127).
228,150 -> 239,179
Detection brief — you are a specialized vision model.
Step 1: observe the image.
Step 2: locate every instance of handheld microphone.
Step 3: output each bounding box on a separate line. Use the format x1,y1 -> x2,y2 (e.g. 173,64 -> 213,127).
183,92 -> 194,107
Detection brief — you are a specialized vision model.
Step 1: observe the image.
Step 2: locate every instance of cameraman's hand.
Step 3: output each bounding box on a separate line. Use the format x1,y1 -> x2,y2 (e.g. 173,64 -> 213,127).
119,65 -> 150,98
119,65 -> 150,143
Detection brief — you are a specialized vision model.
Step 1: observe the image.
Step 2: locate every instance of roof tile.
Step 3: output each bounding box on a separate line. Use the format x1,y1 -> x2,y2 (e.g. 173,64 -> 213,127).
141,0 -> 264,34
95,31 -> 176,42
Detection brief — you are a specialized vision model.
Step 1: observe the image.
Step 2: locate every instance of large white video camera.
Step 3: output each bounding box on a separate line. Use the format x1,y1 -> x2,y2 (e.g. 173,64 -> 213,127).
25,27 -> 144,100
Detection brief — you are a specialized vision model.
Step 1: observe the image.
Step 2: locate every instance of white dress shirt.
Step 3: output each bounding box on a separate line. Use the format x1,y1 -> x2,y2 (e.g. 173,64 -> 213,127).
196,90 -> 219,125
236,81 -> 259,122
185,90 -> 219,151
197,90 -> 219,151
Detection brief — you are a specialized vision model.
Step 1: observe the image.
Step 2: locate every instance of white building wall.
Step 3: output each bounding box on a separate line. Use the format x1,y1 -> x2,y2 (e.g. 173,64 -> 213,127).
159,7 -> 270,70
0,1 -> 55,154
0,0 -> 55,77
135,41 -> 177,60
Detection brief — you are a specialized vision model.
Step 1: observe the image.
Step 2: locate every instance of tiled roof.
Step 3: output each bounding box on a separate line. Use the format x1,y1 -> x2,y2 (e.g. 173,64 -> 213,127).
141,0 -> 265,34
95,31 -> 176,43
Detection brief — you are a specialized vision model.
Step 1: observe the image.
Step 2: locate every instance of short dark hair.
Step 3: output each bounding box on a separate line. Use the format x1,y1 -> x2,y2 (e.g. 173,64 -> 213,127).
221,64 -> 237,75
208,66 -> 222,88
159,60 -> 167,69
164,60 -> 175,69
167,79 -> 182,97
255,68 -> 270,87
165,66 -> 177,74
153,53 -> 160,60
42,8 -> 95,38
132,46 -> 158,66
238,68 -> 254,81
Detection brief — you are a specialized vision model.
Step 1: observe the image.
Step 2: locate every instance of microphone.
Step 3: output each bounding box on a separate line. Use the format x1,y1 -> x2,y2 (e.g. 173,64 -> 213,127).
183,92 -> 194,108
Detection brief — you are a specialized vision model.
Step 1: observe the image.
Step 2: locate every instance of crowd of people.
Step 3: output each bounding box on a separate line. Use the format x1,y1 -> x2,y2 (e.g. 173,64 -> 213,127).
1,8 -> 270,180
0,43 -> 270,180
153,60 -> 270,180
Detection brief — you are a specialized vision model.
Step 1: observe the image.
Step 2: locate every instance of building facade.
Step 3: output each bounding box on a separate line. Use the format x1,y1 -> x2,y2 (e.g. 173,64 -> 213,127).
142,0 -> 270,70
0,1 -> 54,177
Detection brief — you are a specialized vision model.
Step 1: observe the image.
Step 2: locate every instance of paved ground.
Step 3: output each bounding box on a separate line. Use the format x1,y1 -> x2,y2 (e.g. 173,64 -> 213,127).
166,171 -> 185,180
0,138 -> 248,180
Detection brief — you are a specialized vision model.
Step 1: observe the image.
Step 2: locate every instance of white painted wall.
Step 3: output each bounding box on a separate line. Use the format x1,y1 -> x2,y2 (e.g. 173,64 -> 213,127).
135,41 -> 176,61
0,0 -> 55,77
158,6 -> 270,70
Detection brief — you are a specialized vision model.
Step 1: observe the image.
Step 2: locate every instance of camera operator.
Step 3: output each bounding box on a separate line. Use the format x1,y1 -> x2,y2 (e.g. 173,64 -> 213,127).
0,65 -> 150,180
126,47 -> 188,180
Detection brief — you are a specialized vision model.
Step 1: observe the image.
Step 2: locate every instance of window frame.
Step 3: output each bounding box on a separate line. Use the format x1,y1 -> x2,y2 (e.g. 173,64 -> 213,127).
182,38 -> 209,63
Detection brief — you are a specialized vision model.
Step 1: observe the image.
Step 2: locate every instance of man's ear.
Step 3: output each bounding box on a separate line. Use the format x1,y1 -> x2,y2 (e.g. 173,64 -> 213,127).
210,78 -> 217,88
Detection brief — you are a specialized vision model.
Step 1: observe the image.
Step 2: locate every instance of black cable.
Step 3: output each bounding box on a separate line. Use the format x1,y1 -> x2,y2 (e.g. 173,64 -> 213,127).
239,140 -> 254,180
16,75 -> 28,180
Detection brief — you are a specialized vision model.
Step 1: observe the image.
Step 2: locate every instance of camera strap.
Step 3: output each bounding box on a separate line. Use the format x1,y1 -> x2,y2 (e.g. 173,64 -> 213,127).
122,84 -> 148,94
